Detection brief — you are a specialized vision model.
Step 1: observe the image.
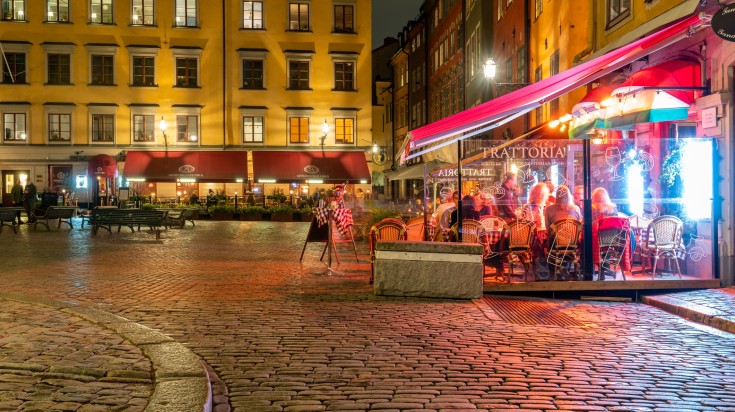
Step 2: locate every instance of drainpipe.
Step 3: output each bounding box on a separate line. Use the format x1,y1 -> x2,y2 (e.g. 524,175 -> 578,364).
222,0 -> 227,150
573,0 -> 596,64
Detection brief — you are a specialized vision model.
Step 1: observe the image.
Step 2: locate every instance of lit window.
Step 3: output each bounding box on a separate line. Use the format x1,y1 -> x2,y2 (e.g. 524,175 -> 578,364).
131,0 -> 154,25
243,116 -> 264,143
289,2 -> 309,31
176,115 -> 198,142
91,114 -> 114,142
334,118 -> 354,144
2,0 -> 26,21
48,113 -> 71,141
46,0 -> 70,22
242,1 -> 263,29
3,113 -> 26,141
90,0 -> 113,23
133,114 -> 155,142
174,0 -> 197,27
289,117 -> 309,143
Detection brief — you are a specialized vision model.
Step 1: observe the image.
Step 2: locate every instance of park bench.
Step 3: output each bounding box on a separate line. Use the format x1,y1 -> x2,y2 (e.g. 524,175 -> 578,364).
90,209 -> 168,240
163,208 -> 198,228
0,207 -> 23,234
33,206 -> 78,231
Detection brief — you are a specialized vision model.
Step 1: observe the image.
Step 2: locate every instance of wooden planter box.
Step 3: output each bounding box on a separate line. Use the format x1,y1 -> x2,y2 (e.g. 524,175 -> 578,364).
240,213 -> 263,221
271,212 -> 293,222
300,213 -> 314,222
211,212 -> 233,221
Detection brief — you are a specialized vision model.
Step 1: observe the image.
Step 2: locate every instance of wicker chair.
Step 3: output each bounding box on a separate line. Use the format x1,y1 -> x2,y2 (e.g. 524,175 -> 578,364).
369,218 -> 407,283
596,216 -> 631,281
405,216 -> 426,241
547,219 -> 582,280
479,215 -> 504,233
640,215 -> 684,278
450,219 -> 484,244
503,220 -> 536,283
436,206 -> 456,241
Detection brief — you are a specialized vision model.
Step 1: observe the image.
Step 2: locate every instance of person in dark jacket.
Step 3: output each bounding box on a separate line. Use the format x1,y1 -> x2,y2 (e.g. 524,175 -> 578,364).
10,180 -> 23,224
23,181 -> 37,223
495,172 -> 521,221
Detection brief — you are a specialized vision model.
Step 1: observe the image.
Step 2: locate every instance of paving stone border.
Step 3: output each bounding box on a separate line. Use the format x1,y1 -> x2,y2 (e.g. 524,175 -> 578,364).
643,294 -> 735,335
0,293 -> 212,412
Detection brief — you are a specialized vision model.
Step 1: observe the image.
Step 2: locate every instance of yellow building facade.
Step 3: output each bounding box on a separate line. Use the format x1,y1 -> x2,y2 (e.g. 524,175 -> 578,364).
0,0 -> 372,203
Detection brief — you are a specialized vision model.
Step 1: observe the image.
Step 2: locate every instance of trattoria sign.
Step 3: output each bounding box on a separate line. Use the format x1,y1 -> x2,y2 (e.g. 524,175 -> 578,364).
712,4 -> 735,42
482,143 -> 567,160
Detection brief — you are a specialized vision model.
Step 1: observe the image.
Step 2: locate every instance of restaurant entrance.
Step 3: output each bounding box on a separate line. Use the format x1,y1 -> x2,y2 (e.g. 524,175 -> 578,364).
1,169 -> 30,207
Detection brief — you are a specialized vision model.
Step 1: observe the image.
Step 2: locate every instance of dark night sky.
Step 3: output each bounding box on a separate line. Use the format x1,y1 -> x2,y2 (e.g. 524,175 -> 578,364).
372,0 -> 424,48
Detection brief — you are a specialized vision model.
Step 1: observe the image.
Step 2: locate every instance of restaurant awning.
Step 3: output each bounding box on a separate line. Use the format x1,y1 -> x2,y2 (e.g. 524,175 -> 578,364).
87,154 -> 118,178
406,12 -> 706,159
569,84 -> 619,139
123,151 -> 248,183
252,151 -> 370,184
387,159 -> 452,181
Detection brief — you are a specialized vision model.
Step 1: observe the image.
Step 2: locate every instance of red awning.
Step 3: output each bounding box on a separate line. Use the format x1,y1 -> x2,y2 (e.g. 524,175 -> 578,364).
88,154 -> 118,178
617,59 -> 701,104
406,13 -> 705,158
252,151 -> 370,184
123,151 -> 248,182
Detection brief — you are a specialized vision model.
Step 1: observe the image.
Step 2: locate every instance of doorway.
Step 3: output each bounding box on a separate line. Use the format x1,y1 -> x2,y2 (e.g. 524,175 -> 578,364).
2,170 -> 30,206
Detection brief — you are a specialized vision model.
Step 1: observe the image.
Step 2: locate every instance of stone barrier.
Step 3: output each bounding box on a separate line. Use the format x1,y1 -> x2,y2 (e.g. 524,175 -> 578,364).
374,241 -> 483,299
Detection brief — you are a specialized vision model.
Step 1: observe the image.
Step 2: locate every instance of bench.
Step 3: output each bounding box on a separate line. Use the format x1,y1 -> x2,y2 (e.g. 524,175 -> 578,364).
80,206 -> 120,229
163,208 -> 198,228
90,209 -> 168,240
33,206 -> 78,231
0,207 -> 23,234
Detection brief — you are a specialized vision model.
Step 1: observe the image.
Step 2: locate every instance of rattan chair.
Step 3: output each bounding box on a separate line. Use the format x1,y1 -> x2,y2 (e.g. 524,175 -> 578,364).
503,220 -> 536,283
596,216 -> 631,281
547,219 -> 582,280
640,215 -> 684,278
369,218 -> 407,283
479,215 -> 504,233
405,216 -> 426,241
450,219 -> 484,244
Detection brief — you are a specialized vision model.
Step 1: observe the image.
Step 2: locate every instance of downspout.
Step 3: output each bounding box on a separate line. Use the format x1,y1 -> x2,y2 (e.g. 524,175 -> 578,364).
222,0 -> 227,150
573,0 -> 596,64
457,0 -> 467,241
523,0 -> 530,128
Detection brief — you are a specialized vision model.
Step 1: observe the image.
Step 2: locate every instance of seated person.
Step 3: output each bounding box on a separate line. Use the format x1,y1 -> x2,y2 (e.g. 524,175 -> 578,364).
450,195 -> 481,228
591,187 -> 618,222
544,185 -> 581,227
495,172 -> 521,221
477,194 -> 496,216
519,183 -> 549,229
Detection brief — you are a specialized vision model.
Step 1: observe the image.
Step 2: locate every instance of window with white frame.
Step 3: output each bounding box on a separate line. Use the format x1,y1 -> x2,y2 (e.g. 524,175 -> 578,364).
130,105 -> 157,143
87,44 -> 118,85
47,0 -> 70,22
288,2 -> 309,31
332,53 -> 356,91
497,0 -> 503,21
240,107 -> 265,144
88,104 -> 116,143
0,42 -> 29,84
535,0 -> 542,19
174,0 -> 197,27
239,49 -> 267,89
131,0 -> 154,25
1,103 -> 29,142
173,48 -> 201,87
332,110 -> 356,144
286,108 -> 311,144
2,0 -> 26,21
607,0 -> 631,29
242,1 -> 263,29
129,46 -> 158,86
90,0 -> 113,23
334,2 -> 354,33
174,106 -> 200,143
45,104 -> 73,143
286,52 -> 312,90
44,43 -> 74,85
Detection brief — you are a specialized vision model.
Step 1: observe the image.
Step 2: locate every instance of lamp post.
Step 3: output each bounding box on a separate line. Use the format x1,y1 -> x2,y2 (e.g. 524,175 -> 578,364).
321,119 -> 330,146
159,117 -> 168,152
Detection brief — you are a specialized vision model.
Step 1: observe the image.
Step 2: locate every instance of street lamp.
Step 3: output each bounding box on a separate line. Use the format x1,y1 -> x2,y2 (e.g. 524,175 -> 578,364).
159,117 -> 168,152
320,119 -> 330,146
483,58 -> 497,80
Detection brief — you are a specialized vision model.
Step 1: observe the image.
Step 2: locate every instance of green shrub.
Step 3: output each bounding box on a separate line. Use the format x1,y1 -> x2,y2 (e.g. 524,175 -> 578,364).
241,205 -> 266,215
367,207 -> 402,228
269,204 -> 295,214
299,205 -> 313,215
211,205 -> 236,214
141,203 -> 156,210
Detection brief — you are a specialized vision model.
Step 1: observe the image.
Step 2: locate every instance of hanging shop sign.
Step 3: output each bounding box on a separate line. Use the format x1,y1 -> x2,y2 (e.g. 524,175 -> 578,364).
482,142 -> 567,160
712,4 -> 735,42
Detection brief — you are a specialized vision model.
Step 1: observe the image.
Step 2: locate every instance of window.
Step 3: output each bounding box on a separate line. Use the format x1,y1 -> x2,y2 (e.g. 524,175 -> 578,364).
289,2 -> 309,31
47,0 -> 70,22
3,113 -> 26,141
497,0 -> 503,21
133,114 -> 155,142
242,1 -> 263,29
132,56 -> 155,86
1,52 -> 26,84
334,118 -> 354,144
131,0 -> 154,25
175,57 -> 198,87
242,116 -> 264,143
334,62 -> 354,91
517,45 -> 527,85
91,114 -> 114,142
607,0 -> 631,29
242,60 -> 264,89
91,55 -> 114,85
174,0 -> 197,27
289,117 -> 309,143
48,113 -> 71,141
90,0 -> 113,23
288,61 -> 309,89
505,58 -> 512,83
334,4 -> 353,33
549,50 -> 560,117
2,0 -> 26,21
176,115 -> 198,142
48,54 -> 71,84
535,0 -> 542,18
535,65 -> 542,125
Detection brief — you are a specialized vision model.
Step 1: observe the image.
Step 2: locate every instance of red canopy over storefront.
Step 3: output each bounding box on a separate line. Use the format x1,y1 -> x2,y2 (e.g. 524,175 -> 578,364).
87,154 -> 118,178
252,151 -> 370,184
123,151 -> 248,182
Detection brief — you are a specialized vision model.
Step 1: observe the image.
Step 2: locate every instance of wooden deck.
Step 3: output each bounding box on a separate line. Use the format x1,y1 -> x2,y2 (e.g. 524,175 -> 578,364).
483,278 -> 721,293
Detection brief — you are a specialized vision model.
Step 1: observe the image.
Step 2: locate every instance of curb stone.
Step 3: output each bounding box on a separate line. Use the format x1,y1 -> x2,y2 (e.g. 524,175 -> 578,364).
0,293 -> 212,412
643,294 -> 735,335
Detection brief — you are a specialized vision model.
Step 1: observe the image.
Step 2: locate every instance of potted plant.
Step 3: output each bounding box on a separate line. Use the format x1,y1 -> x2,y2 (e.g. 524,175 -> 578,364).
367,207 -> 403,228
211,205 -> 236,220
240,205 -> 266,221
298,205 -> 314,222
269,204 -> 295,222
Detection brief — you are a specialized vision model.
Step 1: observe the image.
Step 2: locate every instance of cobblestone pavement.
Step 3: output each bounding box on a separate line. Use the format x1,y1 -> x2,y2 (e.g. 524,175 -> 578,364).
643,288 -> 735,335
2,220 -> 735,411
0,299 -> 153,411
